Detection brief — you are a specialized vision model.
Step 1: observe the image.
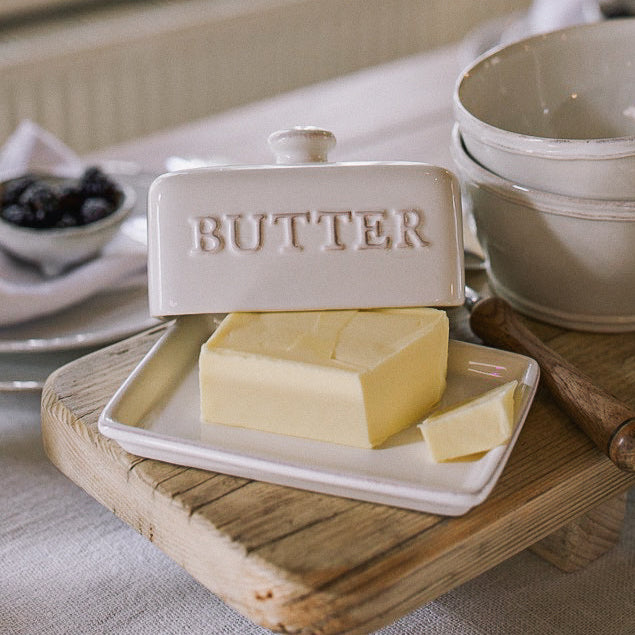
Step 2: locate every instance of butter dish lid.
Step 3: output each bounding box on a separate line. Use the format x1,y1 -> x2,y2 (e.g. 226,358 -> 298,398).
147,127 -> 464,317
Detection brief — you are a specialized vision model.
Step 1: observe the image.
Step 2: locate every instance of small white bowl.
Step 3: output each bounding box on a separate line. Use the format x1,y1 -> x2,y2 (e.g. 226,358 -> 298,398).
0,178 -> 135,277
454,19 -> 635,200
450,125 -> 635,332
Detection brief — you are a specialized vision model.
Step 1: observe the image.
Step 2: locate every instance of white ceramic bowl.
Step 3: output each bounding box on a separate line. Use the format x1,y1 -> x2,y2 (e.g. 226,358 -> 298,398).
0,177 -> 135,276
450,125 -> 635,332
454,19 -> 635,200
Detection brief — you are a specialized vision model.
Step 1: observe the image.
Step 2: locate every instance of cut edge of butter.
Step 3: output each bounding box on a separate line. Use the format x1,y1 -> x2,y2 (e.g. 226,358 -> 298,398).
417,380 -> 518,462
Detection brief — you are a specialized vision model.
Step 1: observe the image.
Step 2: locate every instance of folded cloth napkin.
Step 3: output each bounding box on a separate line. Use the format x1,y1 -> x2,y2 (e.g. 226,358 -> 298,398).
0,120 -> 148,328
0,228 -> 147,327
0,120 -> 84,182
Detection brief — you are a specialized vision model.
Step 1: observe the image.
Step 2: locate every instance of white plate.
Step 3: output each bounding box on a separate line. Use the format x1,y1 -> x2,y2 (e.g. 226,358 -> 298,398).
0,348 -> 104,392
0,286 -> 161,391
0,285 -> 159,354
99,314 -> 539,516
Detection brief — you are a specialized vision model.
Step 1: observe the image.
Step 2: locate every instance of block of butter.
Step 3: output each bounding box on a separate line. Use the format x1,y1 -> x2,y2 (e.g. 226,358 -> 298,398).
199,307 -> 449,448
418,380 -> 518,462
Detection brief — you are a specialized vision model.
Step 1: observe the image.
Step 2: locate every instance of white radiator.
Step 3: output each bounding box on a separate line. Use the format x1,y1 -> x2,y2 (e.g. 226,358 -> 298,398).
0,0 -> 529,153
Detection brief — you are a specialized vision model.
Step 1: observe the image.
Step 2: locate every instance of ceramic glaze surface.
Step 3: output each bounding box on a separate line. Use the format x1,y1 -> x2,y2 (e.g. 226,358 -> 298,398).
450,126 -> 635,332
147,129 -> 464,316
454,19 -> 635,199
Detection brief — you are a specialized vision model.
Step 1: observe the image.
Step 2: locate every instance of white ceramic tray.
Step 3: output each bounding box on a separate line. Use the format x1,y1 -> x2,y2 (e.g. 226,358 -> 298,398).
99,315 -> 539,516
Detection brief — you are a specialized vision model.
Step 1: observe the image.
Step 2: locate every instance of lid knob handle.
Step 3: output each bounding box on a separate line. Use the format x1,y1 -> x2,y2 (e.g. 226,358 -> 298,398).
268,127 -> 336,164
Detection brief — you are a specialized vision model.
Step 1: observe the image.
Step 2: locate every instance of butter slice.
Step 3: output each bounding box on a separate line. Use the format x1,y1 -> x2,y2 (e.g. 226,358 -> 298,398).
418,380 -> 518,462
199,308 -> 449,448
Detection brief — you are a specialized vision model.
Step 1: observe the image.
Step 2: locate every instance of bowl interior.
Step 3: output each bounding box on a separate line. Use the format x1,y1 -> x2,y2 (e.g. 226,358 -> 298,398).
457,19 -> 635,140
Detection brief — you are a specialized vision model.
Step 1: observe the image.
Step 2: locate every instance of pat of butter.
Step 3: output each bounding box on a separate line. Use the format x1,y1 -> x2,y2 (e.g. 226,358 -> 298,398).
199,308 -> 449,448
418,380 -> 518,462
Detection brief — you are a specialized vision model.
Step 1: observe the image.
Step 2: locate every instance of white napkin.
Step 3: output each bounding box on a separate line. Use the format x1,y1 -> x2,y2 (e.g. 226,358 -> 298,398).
0,120 -> 85,182
0,121 -> 147,328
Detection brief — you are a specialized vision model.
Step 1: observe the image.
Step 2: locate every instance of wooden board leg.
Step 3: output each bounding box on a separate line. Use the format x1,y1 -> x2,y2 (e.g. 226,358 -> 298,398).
528,492 -> 628,572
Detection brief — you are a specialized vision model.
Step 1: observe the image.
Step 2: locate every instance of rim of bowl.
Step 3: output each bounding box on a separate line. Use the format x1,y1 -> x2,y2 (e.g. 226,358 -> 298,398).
0,183 -> 136,236
453,19 -> 635,159
450,124 -> 635,221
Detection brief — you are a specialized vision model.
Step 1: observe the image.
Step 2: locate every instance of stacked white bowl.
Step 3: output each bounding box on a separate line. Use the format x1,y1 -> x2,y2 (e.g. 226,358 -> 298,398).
451,18 -> 635,332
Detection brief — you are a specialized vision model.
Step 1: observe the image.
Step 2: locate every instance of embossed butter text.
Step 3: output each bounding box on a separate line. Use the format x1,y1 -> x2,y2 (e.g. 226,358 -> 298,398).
191,208 -> 429,254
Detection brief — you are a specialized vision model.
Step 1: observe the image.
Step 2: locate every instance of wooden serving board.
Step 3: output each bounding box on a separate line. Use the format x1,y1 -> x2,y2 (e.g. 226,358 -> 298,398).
41,312 -> 634,635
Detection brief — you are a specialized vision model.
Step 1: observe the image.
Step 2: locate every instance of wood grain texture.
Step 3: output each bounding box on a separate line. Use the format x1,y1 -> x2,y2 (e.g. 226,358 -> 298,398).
470,297 -> 635,471
41,320 -> 635,634
528,492 -> 628,572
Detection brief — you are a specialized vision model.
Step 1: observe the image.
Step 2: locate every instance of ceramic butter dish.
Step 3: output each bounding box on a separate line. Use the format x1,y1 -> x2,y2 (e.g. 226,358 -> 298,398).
147,127 -> 464,316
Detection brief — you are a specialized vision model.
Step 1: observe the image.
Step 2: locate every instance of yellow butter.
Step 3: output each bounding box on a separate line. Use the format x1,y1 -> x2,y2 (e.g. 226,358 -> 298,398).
199,308 -> 449,448
418,380 -> 518,462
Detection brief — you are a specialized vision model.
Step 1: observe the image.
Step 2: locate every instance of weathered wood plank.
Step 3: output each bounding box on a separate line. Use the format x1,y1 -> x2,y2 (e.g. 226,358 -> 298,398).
529,492 -> 628,572
41,321 -> 635,634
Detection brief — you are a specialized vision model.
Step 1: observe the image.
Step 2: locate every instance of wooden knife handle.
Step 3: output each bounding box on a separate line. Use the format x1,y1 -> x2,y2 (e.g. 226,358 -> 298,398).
470,296 -> 635,472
